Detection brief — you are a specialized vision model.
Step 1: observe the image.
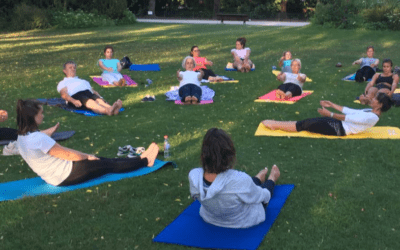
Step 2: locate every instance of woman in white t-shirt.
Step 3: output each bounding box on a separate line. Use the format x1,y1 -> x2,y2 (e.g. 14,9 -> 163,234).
231,37 -> 252,73
16,100 -> 159,186
275,59 -> 307,99
177,56 -> 205,105
262,93 -> 392,136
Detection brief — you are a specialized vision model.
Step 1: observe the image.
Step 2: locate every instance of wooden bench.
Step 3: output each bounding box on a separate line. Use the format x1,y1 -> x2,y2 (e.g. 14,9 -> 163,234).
216,14 -> 249,24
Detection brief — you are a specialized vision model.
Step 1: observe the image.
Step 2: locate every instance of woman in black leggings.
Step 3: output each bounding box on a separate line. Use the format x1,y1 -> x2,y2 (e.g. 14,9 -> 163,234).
262,93 -> 392,136
15,99 -> 159,186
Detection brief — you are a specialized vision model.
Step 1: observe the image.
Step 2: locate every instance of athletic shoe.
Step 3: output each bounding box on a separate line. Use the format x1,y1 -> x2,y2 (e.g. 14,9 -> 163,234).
117,145 -> 132,156
127,147 -> 145,158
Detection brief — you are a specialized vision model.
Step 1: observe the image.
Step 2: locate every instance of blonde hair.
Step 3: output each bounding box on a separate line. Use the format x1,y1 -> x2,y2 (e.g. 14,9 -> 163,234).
291,58 -> 301,68
182,56 -> 196,68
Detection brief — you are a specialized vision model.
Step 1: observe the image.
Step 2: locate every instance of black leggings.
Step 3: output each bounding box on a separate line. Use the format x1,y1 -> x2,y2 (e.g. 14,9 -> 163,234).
0,128 -> 18,141
296,117 -> 346,136
196,69 -> 216,80
59,157 -> 148,186
179,84 -> 202,102
252,177 -> 275,208
355,66 -> 375,82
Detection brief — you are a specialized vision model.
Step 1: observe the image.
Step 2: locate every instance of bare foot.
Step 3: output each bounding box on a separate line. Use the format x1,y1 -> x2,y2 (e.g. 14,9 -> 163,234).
191,96 -> 199,105
109,101 -> 120,116
285,92 -> 293,99
113,99 -> 122,115
216,77 -> 223,82
267,165 -> 280,182
114,80 -> 121,86
184,96 -> 192,105
140,143 -> 159,167
255,168 -> 269,183
49,122 -> 60,135
121,78 -> 126,86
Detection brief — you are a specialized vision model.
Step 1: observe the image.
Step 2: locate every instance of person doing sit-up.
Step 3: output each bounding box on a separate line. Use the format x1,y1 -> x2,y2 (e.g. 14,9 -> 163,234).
359,59 -> 399,105
16,99 -> 159,186
275,59 -> 307,99
352,46 -> 379,82
262,93 -> 392,136
57,61 -> 122,116
177,56 -> 204,105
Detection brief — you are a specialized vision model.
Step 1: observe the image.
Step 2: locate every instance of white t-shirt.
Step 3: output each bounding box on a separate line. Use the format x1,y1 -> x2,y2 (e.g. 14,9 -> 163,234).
231,48 -> 250,59
57,77 -> 93,97
179,71 -> 201,87
341,107 -> 379,135
360,57 -> 378,71
17,132 -> 73,186
284,72 -> 306,89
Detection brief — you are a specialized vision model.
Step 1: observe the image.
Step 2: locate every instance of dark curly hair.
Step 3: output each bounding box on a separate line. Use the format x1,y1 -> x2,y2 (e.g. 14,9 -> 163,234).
376,92 -> 392,113
201,128 -> 236,174
104,45 -> 114,53
236,37 -> 246,48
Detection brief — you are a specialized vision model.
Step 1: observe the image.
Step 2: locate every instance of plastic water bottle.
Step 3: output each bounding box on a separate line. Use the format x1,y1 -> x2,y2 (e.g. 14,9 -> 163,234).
164,135 -> 170,158
145,79 -> 153,88
272,65 -> 277,70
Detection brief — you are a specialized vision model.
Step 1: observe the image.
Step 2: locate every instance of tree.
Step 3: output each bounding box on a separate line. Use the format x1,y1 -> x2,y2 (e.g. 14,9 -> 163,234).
148,0 -> 155,15
213,0 -> 220,18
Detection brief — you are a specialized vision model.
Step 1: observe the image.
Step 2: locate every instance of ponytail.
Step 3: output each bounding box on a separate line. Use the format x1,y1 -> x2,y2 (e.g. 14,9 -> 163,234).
17,99 -> 42,135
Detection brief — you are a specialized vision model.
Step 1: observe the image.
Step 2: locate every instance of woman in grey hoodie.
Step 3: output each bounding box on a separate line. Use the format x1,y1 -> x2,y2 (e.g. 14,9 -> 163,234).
189,128 -> 280,228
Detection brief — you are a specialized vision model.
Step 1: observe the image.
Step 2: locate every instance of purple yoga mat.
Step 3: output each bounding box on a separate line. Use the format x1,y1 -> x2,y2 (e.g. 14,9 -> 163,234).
92,75 -> 137,87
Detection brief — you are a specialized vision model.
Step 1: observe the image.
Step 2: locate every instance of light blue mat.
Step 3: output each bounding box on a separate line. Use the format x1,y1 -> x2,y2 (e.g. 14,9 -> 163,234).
0,159 -> 174,202
129,64 -> 161,71
342,73 -> 372,82
153,184 -> 295,250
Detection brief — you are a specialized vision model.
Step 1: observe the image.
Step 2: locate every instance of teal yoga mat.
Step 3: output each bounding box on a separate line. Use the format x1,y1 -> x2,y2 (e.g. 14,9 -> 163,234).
154,184 -> 295,250
0,159 -> 174,202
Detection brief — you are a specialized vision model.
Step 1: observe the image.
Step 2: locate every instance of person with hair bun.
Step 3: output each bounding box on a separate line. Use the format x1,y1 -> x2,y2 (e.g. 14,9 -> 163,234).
275,59 -> 307,99
16,99 -> 159,186
262,93 -> 392,136
353,46 -> 379,82
231,37 -> 253,73
189,128 -> 280,228
190,46 -> 223,82
177,56 -> 205,104
359,59 -> 399,105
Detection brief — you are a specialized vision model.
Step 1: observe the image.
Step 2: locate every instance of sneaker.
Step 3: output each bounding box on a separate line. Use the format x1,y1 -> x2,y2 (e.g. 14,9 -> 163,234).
127,147 -> 145,158
117,145 -> 132,156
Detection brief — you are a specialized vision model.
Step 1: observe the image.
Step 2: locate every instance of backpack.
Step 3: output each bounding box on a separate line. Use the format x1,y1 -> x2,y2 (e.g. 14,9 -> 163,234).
120,56 -> 132,69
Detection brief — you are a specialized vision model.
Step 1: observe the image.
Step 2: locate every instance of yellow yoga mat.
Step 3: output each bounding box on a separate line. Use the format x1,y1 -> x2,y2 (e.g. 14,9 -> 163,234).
254,123 -> 400,139
272,70 -> 312,82
226,62 -> 256,69
208,80 -> 239,84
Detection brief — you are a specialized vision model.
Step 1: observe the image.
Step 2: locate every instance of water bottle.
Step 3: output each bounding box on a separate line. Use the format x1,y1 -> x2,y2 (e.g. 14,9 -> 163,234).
145,79 -> 153,88
272,65 -> 277,70
164,135 -> 170,158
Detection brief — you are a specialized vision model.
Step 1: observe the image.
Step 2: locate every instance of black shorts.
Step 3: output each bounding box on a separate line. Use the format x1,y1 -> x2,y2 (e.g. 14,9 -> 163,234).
375,83 -> 391,91
296,117 -> 346,136
277,83 -> 302,97
69,90 -> 100,108
196,69 -> 216,80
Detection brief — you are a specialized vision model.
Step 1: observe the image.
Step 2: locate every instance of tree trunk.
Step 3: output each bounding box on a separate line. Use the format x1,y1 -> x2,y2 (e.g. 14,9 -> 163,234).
280,1 -> 288,12
213,0 -> 220,19
148,0 -> 156,16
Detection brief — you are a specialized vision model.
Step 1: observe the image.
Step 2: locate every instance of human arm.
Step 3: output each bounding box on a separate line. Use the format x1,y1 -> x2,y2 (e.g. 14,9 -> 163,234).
205,58 -> 213,66
177,70 -> 182,81
48,143 -> 99,161
277,72 -> 286,82
117,61 -> 122,72
98,60 -> 114,72
364,73 -> 379,94
0,110 -> 8,122
198,70 -> 205,81
279,56 -> 285,67
370,59 -> 379,68
236,174 -> 271,204
352,58 -> 362,65
318,107 -> 346,121
319,100 -> 344,112
389,74 -> 399,96
59,87 -> 82,107
231,50 -> 241,62
243,49 -> 251,63
41,122 -> 60,136
297,73 -> 306,83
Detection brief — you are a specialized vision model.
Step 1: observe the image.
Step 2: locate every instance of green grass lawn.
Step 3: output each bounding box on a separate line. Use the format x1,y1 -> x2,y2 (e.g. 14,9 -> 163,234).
1,23 -> 400,249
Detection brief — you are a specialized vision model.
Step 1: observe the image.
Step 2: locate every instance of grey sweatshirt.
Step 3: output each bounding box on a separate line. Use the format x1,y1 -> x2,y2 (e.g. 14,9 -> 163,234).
189,168 -> 271,228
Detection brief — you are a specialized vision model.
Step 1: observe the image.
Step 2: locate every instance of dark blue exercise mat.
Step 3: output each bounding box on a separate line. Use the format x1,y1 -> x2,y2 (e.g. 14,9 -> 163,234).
0,159 -> 175,202
153,184 -> 295,250
0,130 -> 75,146
37,98 -> 124,117
129,64 -> 161,71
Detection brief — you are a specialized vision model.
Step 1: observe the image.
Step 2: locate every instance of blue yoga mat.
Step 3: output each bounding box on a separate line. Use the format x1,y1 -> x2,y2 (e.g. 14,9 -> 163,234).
342,73 -> 372,82
153,184 -> 295,250
225,68 -> 255,71
37,98 -> 124,117
0,159 -> 174,202
129,64 -> 161,71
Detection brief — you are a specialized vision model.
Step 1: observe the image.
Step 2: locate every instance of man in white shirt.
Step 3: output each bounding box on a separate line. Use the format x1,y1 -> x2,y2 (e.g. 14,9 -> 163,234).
57,61 -> 122,116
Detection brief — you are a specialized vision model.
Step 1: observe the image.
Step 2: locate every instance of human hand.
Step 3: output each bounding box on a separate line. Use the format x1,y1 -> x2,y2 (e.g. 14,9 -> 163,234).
52,122 -> 60,131
280,56 -> 284,62
177,70 -> 181,78
107,67 -> 114,72
317,107 -> 330,117
320,100 -> 333,108
72,99 -> 82,108
0,110 -> 8,122
87,155 -> 99,161
371,64 -> 376,68
208,60 -> 213,66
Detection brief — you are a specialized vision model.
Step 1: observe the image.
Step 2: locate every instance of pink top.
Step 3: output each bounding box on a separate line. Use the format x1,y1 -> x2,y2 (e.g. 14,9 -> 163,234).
193,57 -> 207,71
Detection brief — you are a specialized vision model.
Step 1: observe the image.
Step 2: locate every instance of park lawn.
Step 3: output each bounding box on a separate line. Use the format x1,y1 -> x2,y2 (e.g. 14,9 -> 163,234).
0,23 -> 399,249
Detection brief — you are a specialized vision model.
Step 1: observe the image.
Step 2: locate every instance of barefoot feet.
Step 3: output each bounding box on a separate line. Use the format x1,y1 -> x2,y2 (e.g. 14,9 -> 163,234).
268,165 -> 280,183
184,96 -> 192,105
140,142 -> 159,167
255,168 -> 269,183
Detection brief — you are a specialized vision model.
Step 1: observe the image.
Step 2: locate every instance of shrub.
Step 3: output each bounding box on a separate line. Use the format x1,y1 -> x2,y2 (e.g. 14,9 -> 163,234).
311,0 -> 360,29
11,3 -> 51,30
52,10 -> 115,29
116,9 -> 137,25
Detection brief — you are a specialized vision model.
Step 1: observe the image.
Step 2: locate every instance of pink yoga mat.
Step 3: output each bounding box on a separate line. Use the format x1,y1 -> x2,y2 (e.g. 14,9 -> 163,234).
174,100 -> 213,105
92,75 -> 137,87
257,90 -> 313,103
